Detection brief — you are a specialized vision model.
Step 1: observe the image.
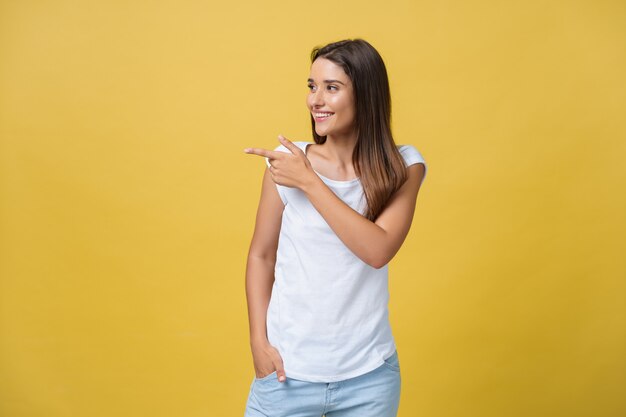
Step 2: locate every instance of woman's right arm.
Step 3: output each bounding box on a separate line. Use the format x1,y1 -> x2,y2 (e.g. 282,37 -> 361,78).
245,167 -> 286,380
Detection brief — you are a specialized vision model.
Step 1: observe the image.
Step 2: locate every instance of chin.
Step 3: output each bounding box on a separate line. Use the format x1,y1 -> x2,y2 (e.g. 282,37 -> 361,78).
315,128 -> 327,137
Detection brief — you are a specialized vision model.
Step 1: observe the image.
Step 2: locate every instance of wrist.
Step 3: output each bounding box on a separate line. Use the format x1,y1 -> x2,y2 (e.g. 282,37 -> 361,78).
250,334 -> 269,348
301,171 -> 323,195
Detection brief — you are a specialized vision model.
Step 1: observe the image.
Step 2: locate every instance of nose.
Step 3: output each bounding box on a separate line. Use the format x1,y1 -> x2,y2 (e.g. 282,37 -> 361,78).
310,88 -> 324,108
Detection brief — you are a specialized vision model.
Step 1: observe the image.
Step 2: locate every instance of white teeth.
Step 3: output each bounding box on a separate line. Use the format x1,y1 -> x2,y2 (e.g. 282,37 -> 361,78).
315,113 -> 333,117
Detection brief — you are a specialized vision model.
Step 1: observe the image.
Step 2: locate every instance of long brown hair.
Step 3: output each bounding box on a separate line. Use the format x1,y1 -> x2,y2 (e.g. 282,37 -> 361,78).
310,39 -> 408,222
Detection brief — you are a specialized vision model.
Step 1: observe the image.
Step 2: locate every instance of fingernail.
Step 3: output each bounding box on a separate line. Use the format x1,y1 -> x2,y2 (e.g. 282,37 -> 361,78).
279,376 -> 285,382
243,148 -> 250,152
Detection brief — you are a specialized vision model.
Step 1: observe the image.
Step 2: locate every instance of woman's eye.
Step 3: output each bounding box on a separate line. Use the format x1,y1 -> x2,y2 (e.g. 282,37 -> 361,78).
307,84 -> 315,91
327,85 -> 338,91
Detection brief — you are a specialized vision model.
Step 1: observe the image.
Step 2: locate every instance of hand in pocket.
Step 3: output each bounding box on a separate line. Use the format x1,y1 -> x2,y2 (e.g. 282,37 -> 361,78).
252,341 -> 287,382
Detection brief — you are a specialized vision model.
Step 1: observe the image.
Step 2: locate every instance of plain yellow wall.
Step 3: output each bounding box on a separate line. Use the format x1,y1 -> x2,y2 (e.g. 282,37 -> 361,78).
1,1 -> 624,416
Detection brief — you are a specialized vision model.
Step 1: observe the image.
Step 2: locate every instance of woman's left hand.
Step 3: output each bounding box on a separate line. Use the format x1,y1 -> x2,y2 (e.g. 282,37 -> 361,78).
244,135 -> 318,190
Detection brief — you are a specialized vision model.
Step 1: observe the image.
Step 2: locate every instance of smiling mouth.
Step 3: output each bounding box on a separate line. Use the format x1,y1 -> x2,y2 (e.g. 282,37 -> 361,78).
313,112 -> 334,121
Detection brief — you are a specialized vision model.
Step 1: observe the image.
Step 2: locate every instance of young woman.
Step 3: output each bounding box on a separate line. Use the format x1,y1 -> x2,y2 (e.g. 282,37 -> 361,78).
243,39 -> 427,417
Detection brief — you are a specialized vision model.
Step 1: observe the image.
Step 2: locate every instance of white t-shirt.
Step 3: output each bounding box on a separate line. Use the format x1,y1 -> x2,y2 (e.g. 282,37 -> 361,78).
263,141 -> 427,382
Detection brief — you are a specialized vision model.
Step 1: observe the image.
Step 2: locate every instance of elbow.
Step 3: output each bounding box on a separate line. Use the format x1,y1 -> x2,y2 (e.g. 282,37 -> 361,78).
370,261 -> 387,270
366,241 -> 393,269
247,251 -> 277,267
368,254 -> 390,270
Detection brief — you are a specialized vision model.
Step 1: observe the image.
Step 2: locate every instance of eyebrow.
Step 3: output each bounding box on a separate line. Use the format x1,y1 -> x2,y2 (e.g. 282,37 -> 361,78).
307,78 -> 347,86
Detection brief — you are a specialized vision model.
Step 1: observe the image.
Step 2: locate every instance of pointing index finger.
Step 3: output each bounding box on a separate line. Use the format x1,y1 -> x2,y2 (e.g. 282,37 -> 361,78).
244,148 -> 283,160
243,147 -> 268,157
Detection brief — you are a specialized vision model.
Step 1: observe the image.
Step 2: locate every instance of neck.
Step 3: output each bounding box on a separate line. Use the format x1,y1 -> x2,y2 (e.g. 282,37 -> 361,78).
323,132 -> 357,167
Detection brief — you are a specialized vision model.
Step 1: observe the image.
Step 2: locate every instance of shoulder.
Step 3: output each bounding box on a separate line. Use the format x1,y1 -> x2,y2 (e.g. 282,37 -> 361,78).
396,144 -> 427,182
396,144 -> 426,166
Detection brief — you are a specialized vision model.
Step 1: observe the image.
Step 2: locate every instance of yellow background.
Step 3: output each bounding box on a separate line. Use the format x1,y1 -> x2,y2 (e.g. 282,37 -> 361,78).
1,0 -> 624,416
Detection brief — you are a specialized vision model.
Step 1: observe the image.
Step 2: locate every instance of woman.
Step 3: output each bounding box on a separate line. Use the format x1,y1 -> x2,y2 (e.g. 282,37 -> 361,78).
243,38 -> 427,417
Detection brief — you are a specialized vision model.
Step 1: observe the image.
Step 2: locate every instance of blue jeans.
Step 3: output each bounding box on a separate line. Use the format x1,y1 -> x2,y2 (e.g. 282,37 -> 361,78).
244,350 -> 401,417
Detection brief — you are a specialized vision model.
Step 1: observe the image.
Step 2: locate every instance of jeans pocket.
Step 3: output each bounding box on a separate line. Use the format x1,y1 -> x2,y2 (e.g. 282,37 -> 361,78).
382,351 -> 400,372
255,370 -> 278,382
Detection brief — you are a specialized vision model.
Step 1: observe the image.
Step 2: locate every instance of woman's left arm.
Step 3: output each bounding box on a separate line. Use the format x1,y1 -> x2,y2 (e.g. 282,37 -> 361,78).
301,162 -> 425,269
244,136 -> 426,269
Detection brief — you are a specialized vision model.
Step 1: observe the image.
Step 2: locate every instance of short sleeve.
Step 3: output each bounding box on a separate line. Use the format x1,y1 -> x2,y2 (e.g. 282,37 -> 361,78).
265,144 -> 290,205
398,144 -> 427,183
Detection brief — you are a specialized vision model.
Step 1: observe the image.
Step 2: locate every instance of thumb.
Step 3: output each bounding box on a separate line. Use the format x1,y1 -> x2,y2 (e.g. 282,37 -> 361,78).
275,358 -> 286,383
277,134 -> 301,155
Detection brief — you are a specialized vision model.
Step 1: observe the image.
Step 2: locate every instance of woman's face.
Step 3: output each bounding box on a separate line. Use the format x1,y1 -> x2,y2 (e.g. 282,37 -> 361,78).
306,58 -> 356,139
